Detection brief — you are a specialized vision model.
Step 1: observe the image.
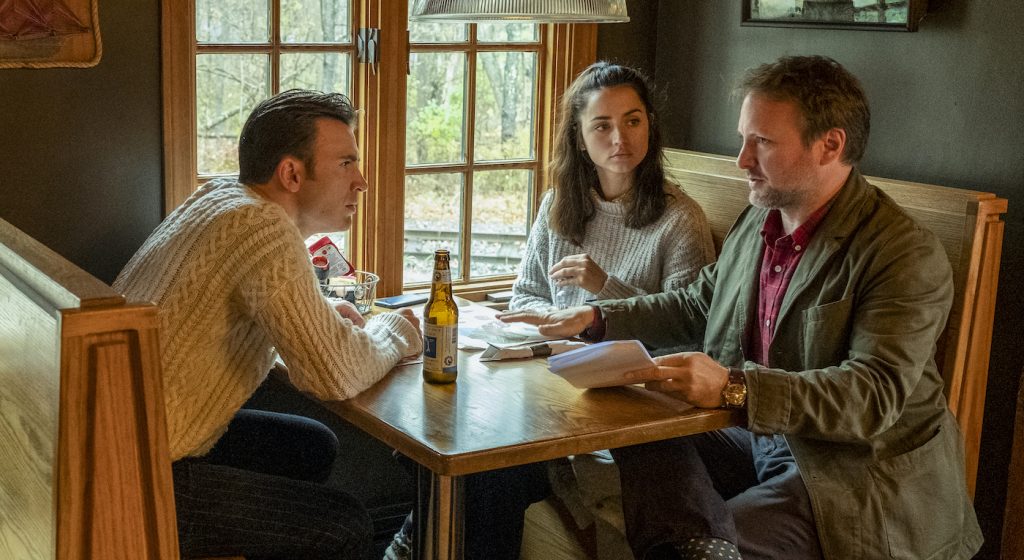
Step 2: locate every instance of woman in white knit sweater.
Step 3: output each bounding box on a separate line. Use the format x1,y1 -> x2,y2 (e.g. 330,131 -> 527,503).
510,62 -> 716,559
510,62 -> 715,312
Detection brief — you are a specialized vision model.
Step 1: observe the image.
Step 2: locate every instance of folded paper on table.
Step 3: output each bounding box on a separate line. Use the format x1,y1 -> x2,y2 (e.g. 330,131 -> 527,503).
479,340 -> 587,362
547,340 -> 657,388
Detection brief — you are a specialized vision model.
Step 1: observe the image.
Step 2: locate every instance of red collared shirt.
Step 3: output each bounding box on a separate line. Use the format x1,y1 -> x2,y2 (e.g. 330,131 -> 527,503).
749,203 -> 831,366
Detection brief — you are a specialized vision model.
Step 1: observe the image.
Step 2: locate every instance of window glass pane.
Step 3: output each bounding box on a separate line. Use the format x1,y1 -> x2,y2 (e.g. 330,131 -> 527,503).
408,3 -> 467,43
196,54 -> 270,175
471,170 -> 531,278
407,52 -> 467,166
477,22 -> 538,43
405,173 -> 463,283
281,53 -> 351,95
409,21 -> 468,43
281,0 -> 350,43
196,0 -> 269,43
475,52 -> 537,161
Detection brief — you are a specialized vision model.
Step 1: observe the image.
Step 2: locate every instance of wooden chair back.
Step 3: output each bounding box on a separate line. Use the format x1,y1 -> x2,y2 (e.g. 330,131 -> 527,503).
0,217 -> 179,560
663,149 -> 1008,496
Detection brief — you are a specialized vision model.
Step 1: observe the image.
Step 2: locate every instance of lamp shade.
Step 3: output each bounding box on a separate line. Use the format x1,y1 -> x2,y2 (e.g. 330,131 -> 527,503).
410,0 -> 630,23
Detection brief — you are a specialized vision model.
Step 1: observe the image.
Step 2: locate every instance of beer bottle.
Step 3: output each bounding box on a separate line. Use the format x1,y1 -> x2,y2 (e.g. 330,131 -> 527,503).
422,249 -> 459,383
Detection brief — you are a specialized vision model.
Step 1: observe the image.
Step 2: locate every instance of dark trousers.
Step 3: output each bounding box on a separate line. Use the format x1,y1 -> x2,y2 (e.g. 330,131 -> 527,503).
464,462 -> 551,559
397,454 -> 551,559
172,409 -> 373,560
612,426 -> 824,560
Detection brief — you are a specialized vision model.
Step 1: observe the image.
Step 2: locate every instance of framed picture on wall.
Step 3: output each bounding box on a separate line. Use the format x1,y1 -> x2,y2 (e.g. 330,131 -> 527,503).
0,0 -> 102,68
742,0 -> 928,32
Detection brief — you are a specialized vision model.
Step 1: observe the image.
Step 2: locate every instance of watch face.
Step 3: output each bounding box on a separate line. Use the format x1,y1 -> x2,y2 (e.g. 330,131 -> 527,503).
724,383 -> 747,406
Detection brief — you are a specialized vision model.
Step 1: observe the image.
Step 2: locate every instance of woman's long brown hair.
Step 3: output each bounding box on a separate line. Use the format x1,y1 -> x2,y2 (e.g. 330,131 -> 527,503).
548,62 -> 669,245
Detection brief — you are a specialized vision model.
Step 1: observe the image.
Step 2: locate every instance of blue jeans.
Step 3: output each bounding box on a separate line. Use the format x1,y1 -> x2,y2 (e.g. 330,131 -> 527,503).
612,427 -> 824,560
172,409 -> 372,560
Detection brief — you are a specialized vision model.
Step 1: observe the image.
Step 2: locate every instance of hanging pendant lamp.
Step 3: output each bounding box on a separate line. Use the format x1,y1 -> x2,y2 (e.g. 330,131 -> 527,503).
409,0 -> 630,23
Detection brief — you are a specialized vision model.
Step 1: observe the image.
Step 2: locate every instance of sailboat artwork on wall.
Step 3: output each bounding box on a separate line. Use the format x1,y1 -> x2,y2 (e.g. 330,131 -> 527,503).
0,0 -> 101,68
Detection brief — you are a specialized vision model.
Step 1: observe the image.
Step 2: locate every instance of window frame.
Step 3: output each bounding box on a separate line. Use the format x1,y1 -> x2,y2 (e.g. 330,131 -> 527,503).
405,28 -> 541,288
161,0 -> 597,297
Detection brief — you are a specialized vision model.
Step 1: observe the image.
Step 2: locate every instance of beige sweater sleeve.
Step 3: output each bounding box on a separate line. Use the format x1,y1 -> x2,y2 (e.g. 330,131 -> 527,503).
113,180 -> 422,458
242,222 -> 422,401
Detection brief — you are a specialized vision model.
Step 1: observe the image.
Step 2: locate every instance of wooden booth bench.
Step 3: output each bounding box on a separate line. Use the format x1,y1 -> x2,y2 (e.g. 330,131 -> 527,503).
0,217 -> 179,560
523,149 -> 1008,559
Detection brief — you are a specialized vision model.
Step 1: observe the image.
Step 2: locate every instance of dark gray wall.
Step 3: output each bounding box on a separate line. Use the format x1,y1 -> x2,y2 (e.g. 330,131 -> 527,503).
0,0 -> 163,284
597,0 -> 659,77
601,1 -> 1023,557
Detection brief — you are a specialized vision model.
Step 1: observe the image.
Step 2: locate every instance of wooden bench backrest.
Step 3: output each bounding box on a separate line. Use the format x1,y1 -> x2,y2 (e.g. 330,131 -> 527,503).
0,217 -> 179,560
664,149 -> 1008,496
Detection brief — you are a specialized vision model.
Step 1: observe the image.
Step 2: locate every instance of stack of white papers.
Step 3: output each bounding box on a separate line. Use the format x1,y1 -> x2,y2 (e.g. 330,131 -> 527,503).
548,340 -> 657,388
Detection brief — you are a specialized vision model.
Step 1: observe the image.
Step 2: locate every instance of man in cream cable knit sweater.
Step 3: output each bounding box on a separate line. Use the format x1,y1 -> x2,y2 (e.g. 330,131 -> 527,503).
114,90 -> 422,559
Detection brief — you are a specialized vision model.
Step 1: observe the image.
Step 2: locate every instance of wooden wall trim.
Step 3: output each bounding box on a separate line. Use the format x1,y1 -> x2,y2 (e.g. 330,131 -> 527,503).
538,24 -> 597,211
161,0 -> 198,215
353,2 -> 408,297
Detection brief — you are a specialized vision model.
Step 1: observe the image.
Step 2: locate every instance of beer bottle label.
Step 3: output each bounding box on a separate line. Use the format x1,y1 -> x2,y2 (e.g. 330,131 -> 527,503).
432,269 -> 451,284
423,323 -> 458,374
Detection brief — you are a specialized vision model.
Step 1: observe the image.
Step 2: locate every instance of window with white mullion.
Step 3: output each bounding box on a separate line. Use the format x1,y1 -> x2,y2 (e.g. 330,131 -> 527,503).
164,1 -> 597,291
194,0 -> 357,253
195,0 -> 356,180
404,16 -> 544,288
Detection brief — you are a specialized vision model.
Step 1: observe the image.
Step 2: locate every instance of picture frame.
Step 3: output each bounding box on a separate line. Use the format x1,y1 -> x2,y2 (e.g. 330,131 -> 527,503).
742,0 -> 928,32
0,0 -> 102,69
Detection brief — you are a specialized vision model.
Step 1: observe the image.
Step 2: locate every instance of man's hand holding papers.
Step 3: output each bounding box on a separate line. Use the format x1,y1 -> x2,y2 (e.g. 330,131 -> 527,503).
632,351 -> 731,408
540,337 -> 732,406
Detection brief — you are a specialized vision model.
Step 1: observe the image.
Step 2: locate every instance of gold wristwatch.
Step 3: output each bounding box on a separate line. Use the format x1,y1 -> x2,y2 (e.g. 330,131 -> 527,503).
721,368 -> 747,408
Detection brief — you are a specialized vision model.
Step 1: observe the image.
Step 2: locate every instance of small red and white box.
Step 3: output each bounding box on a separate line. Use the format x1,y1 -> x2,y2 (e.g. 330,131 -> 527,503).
307,236 -> 355,278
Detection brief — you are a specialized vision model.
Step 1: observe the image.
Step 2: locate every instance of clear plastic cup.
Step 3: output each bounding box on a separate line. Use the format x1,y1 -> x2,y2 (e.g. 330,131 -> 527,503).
554,284 -> 583,309
322,271 -> 380,315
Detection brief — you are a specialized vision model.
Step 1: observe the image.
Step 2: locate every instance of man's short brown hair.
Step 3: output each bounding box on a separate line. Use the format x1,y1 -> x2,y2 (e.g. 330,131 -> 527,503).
238,89 -> 357,184
738,55 -> 870,164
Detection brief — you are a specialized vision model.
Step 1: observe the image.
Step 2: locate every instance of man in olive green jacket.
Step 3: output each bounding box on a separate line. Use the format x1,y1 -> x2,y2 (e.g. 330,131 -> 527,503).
501,56 -> 981,559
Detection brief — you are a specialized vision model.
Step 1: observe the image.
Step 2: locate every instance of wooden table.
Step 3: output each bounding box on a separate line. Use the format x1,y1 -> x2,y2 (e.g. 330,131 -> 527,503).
323,315 -> 744,560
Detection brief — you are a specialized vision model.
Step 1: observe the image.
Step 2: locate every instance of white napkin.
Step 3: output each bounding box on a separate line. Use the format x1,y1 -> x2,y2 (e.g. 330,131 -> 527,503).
479,340 -> 586,362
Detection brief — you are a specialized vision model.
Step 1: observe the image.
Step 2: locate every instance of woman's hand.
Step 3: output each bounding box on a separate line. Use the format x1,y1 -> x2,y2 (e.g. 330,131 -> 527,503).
549,253 -> 608,294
